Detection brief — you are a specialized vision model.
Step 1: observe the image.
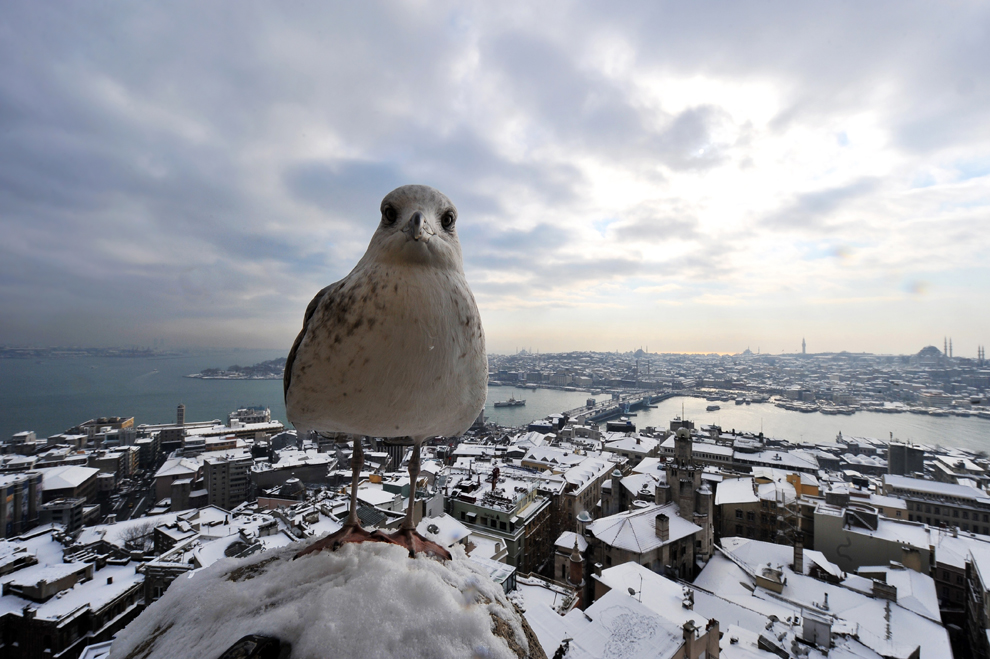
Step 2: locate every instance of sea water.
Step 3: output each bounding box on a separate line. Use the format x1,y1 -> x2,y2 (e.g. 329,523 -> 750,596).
1,352 -> 988,451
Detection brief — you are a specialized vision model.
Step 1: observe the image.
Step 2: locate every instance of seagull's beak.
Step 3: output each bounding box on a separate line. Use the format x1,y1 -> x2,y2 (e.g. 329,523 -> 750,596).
404,211 -> 434,242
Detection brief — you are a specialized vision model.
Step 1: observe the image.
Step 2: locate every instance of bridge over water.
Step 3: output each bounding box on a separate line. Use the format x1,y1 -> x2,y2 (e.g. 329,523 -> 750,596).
561,390 -> 682,424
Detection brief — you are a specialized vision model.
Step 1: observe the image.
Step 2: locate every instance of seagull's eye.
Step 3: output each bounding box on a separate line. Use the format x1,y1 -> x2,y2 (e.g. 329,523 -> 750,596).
383,206 -> 397,224
441,210 -> 456,231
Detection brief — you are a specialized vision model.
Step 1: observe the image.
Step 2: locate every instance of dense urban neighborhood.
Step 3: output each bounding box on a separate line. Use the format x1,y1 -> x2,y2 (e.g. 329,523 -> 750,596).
1,346 -> 989,658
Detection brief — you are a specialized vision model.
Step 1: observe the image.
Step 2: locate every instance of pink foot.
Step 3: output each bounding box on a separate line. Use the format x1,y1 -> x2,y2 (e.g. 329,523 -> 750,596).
387,527 -> 452,560
294,523 -> 399,559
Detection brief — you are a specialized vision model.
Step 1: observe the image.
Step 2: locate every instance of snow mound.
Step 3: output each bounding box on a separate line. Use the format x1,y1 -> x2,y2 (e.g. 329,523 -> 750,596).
110,541 -> 543,659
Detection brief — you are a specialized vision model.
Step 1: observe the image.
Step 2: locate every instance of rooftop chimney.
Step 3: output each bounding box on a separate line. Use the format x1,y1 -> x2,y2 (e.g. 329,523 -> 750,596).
793,535 -> 804,574
872,579 -> 897,602
655,513 -> 670,542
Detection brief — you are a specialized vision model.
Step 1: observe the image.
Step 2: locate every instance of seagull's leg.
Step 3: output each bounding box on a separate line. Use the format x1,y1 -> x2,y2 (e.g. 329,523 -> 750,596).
388,440 -> 452,560
295,436 -> 397,558
403,440 -> 421,531
345,436 -> 364,526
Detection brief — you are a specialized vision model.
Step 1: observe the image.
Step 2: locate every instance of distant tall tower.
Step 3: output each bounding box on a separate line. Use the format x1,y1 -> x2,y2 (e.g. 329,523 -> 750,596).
949,338 -> 953,359
944,337 -> 948,356
177,404 -> 185,426
802,337 -> 806,355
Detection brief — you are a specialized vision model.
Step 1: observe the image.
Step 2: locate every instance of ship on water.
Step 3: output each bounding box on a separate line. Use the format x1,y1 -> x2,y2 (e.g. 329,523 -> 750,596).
493,395 -> 526,408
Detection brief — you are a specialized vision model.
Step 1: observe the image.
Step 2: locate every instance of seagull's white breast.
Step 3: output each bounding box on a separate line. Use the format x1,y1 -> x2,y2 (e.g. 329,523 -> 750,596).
286,261 -> 487,439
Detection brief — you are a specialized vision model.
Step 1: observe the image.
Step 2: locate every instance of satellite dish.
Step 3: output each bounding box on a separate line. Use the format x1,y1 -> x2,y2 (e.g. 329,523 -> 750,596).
427,524 -> 440,535
627,587 -> 636,596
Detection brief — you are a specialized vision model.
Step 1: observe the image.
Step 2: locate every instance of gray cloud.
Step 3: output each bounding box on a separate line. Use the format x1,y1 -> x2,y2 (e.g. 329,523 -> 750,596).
610,206 -> 700,243
0,1 -> 987,350
762,177 -> 882,232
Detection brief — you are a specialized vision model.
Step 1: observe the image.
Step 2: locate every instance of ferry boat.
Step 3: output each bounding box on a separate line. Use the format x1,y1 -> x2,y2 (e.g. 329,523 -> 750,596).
706,404 -> 721,411
494,395 -> 526,408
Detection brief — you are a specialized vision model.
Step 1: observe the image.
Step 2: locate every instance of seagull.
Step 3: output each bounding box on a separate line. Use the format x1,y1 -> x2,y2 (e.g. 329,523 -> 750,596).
285,184 -> 487,559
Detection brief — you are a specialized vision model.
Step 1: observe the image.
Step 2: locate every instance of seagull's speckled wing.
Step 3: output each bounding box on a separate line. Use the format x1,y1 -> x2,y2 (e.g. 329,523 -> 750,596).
284,282 -> 339,400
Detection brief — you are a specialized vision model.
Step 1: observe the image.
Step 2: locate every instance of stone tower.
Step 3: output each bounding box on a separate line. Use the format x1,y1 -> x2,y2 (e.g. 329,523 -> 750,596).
665,427 -> 713,563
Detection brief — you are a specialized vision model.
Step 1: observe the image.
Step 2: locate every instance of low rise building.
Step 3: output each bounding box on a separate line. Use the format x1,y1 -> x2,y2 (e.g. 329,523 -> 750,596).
813,501 -> 933,573
586,503 -> 702,580
37,465 -> 99,504
448,470 -> 555,574
883,473 -> 990,534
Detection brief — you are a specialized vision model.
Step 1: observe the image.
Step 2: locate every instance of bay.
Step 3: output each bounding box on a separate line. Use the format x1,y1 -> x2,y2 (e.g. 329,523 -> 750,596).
627,397 -> 990,453
1,353 -> 988,452
0,349 -> 288,440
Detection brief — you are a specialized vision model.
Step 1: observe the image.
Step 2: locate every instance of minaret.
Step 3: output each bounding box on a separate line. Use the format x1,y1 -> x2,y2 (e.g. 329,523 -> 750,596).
802,337 -> 806,355
944,337 -> 948,356
949,338 -> 953,359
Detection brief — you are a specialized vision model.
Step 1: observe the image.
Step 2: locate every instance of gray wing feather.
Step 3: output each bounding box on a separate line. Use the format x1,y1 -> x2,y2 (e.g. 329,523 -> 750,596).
284,283 -> 338,401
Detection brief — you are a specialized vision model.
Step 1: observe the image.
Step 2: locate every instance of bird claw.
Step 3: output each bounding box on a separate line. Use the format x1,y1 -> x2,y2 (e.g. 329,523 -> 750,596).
294,523 -> 400,559
387,528 -> 452,561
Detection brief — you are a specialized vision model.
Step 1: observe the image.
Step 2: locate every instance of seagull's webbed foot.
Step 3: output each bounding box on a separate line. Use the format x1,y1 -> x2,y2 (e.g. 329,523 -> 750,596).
388,527 -> 452,561
294,522 -> 398,559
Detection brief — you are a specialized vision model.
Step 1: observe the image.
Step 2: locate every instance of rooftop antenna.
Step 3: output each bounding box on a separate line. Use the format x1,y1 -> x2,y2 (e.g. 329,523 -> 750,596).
626,574 -> 643,602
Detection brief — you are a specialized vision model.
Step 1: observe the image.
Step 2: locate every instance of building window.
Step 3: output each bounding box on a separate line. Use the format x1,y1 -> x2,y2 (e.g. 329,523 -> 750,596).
735,525 -> 743,535
735,509 -> 743,519
954,510 -> 959,518
747,512 -> 755,522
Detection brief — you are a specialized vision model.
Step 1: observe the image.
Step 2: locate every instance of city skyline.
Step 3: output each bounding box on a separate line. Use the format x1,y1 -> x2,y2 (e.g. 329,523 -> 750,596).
2,3 -> 989,355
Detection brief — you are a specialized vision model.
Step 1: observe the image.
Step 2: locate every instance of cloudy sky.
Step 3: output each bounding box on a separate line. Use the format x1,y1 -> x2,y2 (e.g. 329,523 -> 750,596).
1,2 -> 988,355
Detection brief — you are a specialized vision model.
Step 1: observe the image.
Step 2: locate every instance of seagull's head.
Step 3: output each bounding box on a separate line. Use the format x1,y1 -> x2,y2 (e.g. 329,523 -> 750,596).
366,184 -> 464,270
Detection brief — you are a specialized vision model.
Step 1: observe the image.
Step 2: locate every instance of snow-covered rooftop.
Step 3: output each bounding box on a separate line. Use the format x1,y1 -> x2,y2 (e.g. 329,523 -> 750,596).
695,537 -> 951,658
884,473 -> 990,502
565,588 -> 684,659
714,477 -> 758,506
36,465 -> 99,490
588,502 -> 701,554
